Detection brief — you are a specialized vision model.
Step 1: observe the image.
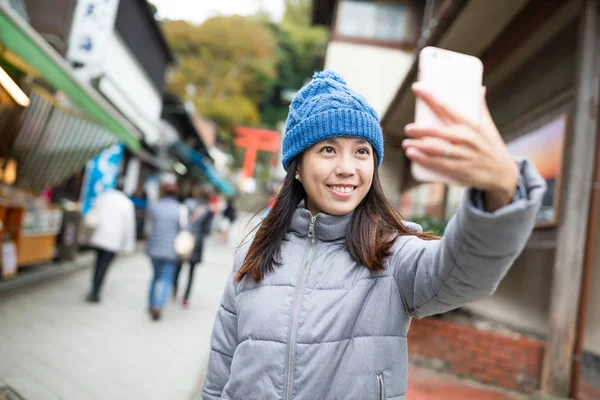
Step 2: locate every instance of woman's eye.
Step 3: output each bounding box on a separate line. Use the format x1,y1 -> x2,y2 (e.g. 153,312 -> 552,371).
356,148 -> 370,155
321,146 -> 335,154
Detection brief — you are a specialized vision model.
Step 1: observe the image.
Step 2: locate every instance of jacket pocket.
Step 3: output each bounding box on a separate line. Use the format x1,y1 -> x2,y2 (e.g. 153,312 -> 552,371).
376,372 -> 385,400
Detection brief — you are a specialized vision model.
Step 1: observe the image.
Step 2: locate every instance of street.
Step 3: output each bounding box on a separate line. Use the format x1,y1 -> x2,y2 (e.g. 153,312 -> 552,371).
0,234 -> 236,400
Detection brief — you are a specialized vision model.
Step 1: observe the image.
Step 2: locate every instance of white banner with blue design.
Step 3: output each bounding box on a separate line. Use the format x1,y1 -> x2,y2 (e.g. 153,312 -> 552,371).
80,144 -> 124,215
67,0 -> 120,78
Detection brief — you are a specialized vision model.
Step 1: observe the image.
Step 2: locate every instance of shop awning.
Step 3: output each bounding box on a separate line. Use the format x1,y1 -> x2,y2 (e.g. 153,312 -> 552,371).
380,0 -> 571,133
171,142 -> 235,197
0,2 -> 141,152
12,89 -> 119,193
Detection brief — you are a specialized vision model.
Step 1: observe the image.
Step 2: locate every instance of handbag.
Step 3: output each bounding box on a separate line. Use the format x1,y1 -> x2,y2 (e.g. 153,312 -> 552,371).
174,205 -> 195,260
83,208 -> 100,231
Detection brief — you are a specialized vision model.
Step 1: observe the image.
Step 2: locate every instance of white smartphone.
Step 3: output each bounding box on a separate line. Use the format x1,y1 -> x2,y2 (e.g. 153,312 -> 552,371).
412,46 -> 484,185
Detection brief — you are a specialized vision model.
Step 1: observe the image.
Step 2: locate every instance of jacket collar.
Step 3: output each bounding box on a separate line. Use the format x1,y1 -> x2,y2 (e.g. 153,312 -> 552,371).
287,200 -> 353,242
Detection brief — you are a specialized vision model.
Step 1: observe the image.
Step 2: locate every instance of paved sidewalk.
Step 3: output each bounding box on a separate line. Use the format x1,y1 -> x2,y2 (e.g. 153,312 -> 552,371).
407,365 -> 524,400
0,235 -> 236,400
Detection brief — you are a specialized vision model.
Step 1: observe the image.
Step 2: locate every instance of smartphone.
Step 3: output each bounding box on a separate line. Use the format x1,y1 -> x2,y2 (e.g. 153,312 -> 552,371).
412,46 -> 484,185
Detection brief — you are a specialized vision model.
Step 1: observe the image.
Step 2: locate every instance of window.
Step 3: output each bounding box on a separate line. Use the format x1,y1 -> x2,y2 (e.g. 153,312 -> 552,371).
335,1 -> 412,43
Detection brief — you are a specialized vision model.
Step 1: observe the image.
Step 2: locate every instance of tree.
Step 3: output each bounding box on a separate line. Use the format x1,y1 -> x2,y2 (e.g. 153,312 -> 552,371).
283,0 -> 312,27
160,3 -> 329,174
162,16 -> 278,142
259,2 -> 328,127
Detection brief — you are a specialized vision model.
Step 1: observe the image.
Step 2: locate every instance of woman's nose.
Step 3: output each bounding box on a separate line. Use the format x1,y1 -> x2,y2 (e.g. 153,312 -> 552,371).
335,156 -> 355,176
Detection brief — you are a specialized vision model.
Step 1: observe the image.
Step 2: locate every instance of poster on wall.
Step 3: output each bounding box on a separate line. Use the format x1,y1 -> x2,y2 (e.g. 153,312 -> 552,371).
1,241 -> 17,279
507,114 -> 567,227
79,143 -> 124,215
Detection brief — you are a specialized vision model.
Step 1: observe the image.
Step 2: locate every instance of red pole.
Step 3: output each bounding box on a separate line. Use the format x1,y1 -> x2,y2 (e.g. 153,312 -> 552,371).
242,141 -> 259,178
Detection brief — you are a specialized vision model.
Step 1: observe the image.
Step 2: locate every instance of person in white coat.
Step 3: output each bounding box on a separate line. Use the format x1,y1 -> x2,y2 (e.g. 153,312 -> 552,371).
86,181 -> 136,303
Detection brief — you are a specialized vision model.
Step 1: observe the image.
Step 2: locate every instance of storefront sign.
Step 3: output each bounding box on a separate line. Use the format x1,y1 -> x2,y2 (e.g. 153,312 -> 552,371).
66,0 -> 120,78
21,209 -> 64,236
80,143 -> 124,215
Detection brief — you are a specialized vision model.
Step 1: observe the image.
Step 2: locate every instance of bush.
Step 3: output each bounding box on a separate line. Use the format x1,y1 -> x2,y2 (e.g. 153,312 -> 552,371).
408,216 -> 448,236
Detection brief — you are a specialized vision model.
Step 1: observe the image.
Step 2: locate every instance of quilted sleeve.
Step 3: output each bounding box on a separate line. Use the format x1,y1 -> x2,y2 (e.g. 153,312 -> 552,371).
202,247 -> 246,399
391,159 -> 546,318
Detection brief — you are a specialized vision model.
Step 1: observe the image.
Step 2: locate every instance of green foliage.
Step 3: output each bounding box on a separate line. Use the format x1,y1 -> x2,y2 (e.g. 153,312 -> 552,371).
408,216 -> 448,236
259,9 -> 328,127
160,1 -> 328,173
194,95 -> 260,141
163,16 -> 277,137
283,0 -> 312,27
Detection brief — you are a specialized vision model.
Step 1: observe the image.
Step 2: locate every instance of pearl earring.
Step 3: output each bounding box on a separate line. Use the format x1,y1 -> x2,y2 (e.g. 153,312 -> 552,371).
295,173 -> 300,180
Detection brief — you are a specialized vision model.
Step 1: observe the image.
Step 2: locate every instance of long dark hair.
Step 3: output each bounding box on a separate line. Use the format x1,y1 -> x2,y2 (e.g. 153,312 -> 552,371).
235,155 -> 438,282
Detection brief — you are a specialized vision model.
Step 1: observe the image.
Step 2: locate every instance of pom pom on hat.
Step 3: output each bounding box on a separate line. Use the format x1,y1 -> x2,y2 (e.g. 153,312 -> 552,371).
312,69 -> 347,85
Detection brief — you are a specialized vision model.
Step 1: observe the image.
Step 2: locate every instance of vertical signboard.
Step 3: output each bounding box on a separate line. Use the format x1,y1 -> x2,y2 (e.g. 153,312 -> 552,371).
80,143 -> 124,215
66,0 -> 121,79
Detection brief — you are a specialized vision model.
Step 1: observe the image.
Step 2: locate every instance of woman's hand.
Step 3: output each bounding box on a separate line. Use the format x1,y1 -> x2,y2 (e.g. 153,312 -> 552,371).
402,83 -> 519,212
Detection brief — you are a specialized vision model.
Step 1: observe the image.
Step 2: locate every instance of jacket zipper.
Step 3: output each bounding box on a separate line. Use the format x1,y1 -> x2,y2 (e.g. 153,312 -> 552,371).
377,372 -> 385,400
285,215 -> 317,400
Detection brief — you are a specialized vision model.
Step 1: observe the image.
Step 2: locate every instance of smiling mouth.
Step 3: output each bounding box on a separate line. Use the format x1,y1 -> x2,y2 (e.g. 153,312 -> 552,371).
327,185 -> 357,194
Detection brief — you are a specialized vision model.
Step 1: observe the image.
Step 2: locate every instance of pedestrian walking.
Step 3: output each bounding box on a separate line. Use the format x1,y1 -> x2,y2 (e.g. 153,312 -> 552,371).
218,197 -> 237,242
201,70 -> 546,399
205,191 -> 221,234
174,186 -> 212,307
146,174 -> 183,321
85,181 -> 136,303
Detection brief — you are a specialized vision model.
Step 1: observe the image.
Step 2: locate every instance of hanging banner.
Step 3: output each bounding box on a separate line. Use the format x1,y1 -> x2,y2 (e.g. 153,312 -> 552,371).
66,0 -> 121,78
80,143 -> 124,215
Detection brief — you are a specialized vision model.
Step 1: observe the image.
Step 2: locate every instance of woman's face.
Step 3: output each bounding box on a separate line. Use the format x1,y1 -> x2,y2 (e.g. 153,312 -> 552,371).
298,137 -> 374,216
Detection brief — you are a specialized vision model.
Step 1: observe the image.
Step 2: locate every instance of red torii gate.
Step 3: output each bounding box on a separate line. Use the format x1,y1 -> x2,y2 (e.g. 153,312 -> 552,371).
234,126 -> 281,178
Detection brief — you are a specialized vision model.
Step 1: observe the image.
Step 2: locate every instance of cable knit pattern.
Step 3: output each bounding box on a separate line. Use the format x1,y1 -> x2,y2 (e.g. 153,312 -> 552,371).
282,70 -> 384,171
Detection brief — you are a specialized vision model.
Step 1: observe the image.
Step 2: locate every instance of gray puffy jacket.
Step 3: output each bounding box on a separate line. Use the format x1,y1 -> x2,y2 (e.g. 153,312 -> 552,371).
202,160 -> 546,400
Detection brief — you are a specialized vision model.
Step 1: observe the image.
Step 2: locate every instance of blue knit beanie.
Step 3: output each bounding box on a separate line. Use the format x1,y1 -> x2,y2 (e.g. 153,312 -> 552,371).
281,70 -> 384,171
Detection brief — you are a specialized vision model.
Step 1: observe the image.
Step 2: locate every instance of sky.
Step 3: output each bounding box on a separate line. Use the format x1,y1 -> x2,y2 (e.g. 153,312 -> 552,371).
152,0 -> 285,24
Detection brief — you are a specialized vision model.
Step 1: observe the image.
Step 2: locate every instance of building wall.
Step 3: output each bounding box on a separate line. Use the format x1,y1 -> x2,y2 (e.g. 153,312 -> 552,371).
115,0 -> 170,91
408,317 -> 544,394
467,240 -> 600,357
99,31 -> 162,145
584,204 -> 600,355
463,19 -> 600,358
465,249 -> 554,338
23,0 -> 76,55
486,22 -> 578,131
379,146 -> 405,205
324,41 -> 414,117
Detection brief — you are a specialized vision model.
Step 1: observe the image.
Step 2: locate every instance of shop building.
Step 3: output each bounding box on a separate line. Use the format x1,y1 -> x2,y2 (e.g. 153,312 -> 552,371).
0,0 -> 178,276
314,0 -> 600,398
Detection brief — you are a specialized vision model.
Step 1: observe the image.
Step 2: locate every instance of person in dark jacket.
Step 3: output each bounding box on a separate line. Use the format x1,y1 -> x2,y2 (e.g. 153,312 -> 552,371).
218,197 -> 237,242
201,70 -> 546,399
174,186 -> 212,307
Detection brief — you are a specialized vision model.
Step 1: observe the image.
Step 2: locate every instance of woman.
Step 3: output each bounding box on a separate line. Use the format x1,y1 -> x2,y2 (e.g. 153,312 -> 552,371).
174,187 -> 211,307
146,174 -> 182,321
202,70 -> 546,399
